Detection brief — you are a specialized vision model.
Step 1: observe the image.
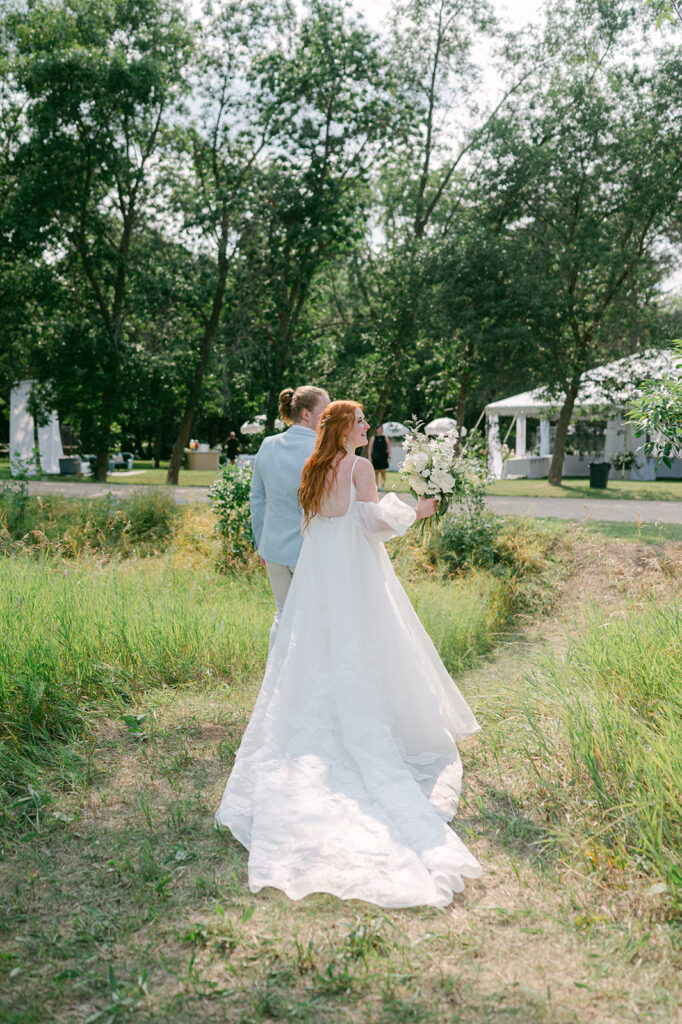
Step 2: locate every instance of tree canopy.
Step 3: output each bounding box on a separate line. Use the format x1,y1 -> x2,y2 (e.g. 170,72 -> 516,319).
1,0 -> 681,480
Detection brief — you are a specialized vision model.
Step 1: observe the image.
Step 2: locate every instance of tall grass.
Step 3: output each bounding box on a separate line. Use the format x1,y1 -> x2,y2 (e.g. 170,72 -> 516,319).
0,558 -> 272,821
0,504 -> 563,834
410,571 -> 512,675
0,487 -> 180,557
522,601 -> 682,911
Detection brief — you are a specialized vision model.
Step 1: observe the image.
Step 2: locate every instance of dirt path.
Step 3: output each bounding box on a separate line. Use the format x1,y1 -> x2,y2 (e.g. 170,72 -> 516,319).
1,535 -> 680,1023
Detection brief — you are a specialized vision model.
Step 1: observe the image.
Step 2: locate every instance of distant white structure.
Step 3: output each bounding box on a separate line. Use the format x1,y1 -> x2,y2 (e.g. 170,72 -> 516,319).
9,380 -> 64,476
485,349 -> 681,480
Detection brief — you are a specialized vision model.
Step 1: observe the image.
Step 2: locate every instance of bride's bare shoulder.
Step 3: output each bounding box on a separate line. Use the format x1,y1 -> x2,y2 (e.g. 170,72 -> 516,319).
352,456 -> 374,479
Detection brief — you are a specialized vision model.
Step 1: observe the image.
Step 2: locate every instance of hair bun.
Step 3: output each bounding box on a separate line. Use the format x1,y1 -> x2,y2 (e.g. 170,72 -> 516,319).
278,388 -> 295,425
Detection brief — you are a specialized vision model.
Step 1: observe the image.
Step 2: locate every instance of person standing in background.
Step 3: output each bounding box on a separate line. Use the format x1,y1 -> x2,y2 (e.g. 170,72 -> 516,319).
250,385 -> 330,649
368,424 -> 391,492
226,431 -> 240,464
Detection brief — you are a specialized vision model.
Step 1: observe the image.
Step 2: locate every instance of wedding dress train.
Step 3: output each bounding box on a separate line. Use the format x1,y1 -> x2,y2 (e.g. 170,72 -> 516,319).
215,477 -> 482,908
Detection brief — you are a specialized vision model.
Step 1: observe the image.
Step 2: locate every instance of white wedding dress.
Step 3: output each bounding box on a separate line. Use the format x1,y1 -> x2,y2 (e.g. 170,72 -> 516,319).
216,470 -> 482,908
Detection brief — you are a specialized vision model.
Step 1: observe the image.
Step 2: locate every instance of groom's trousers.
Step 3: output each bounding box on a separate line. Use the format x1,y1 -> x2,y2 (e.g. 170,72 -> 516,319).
265,561 -> 296,653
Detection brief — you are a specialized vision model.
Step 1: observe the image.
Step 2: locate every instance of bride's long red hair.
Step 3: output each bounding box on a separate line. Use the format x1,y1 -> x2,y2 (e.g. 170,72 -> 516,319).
298,400 -> 361,528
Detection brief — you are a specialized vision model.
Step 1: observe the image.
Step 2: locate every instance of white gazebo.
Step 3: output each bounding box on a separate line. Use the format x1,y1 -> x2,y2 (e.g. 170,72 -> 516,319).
485,348 -> 681,480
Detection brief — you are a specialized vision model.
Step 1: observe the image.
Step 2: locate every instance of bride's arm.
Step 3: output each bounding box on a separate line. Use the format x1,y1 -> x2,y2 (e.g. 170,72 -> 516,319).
353,457 -> 379,503
353,459 -> 437,541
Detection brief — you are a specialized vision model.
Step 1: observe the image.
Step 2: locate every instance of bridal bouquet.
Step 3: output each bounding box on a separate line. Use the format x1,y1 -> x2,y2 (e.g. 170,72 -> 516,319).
400,424 -> 485,530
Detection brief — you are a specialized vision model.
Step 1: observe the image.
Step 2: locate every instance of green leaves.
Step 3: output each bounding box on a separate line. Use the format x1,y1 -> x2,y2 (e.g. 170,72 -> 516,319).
629,341 -> 682,466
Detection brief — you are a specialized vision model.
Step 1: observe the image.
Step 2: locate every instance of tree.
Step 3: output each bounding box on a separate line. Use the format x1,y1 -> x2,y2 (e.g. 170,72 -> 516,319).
0,14 -> 44,413
235,0 -> 397,433
645,0 -> 682,28
333,0 -> 532,429
5,0 -> 191,479
163,0 -> 289,484
481,3 -> 682,484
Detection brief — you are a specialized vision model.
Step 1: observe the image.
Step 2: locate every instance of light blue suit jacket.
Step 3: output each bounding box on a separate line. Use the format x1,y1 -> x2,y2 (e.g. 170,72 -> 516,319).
250,425 -> 317,566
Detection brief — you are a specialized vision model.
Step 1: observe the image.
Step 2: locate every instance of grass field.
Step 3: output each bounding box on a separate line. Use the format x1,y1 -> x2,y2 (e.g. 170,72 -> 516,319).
1,505 -> 681,1022
582,520 -> 682,543
4,455 -> 682,501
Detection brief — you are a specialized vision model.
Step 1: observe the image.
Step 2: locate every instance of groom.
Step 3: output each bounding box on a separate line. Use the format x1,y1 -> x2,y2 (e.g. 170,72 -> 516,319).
250,385 -> 329,648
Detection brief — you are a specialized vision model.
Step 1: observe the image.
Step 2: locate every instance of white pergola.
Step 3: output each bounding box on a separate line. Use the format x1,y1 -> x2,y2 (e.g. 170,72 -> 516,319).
485,348 -> 679,479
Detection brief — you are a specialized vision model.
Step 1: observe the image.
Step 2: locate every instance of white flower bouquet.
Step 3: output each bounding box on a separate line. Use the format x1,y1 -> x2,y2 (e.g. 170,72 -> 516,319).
400,423 -> 486,531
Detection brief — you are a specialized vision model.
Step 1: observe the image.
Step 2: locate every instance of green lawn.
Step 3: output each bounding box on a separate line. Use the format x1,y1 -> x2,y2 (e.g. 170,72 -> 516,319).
0,457 -> 409,491
4,456 -> 680,502
0,458 -> 223,487
486,476 -> 682,501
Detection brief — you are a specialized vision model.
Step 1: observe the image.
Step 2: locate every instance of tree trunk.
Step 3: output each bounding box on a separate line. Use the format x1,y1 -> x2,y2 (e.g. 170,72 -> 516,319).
153,422 -> 163,468
167,407 -> 195,485
167,222 -> 230,485
455,362 -> 471,453
547,382 -> 580,486
95,447 -> 109,482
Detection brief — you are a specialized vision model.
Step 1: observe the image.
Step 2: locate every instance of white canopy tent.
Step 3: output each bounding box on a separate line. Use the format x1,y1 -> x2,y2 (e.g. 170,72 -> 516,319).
485,349 -> 680,480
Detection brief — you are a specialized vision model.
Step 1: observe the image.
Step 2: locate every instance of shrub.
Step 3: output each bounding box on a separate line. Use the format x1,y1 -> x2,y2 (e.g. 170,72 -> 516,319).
208,462 -> 257,569
431,509 -> 502,573
432,509 -> 557,578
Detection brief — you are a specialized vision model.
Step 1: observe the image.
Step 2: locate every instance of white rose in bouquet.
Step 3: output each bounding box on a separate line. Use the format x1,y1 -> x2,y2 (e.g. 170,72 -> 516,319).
431,471 -> 455,493
410,474 -> 429,495
412,452 -> 429,473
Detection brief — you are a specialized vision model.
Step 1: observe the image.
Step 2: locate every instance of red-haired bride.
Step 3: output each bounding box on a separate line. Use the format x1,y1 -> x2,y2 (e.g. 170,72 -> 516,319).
216,401 -> 481,907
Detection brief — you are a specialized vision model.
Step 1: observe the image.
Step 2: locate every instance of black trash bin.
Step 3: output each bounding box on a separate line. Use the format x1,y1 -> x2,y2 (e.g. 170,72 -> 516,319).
588,461 -> 611,489
58,456 -> 81,475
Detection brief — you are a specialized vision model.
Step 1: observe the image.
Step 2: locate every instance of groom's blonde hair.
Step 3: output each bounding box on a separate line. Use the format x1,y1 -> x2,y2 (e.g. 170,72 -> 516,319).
298,400 -> 360,528
279,386 -> 327,426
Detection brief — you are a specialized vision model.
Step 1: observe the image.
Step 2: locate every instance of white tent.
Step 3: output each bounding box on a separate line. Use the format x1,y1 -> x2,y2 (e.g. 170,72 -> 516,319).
485,349 -> 680,480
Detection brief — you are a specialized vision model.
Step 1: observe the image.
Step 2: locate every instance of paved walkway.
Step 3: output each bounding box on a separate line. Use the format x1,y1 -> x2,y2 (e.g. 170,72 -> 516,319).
23,479 -> 682,524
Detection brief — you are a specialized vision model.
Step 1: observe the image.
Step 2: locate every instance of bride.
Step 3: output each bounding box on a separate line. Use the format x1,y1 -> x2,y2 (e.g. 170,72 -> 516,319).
216,401 -> 482,908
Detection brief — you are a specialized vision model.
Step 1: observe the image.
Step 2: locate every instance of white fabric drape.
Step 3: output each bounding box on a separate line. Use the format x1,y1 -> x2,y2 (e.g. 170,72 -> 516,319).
9,381 -> 38,476
487,414 -> 503,479
515,414 -> 527,457
37,411 -> 64,474
10,380 -> 63,476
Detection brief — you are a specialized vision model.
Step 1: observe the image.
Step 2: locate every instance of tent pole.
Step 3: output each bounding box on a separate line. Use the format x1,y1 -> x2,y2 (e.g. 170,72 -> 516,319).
502,415 -> 517,446
460,407 -> 487,455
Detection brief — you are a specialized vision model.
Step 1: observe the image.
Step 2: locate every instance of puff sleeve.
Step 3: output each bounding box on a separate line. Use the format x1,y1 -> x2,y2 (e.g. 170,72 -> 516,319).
356,493 -> 417,543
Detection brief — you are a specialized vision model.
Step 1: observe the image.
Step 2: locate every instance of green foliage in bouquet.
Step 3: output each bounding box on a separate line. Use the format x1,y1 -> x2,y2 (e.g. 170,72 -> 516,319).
208,463 -> 255,569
